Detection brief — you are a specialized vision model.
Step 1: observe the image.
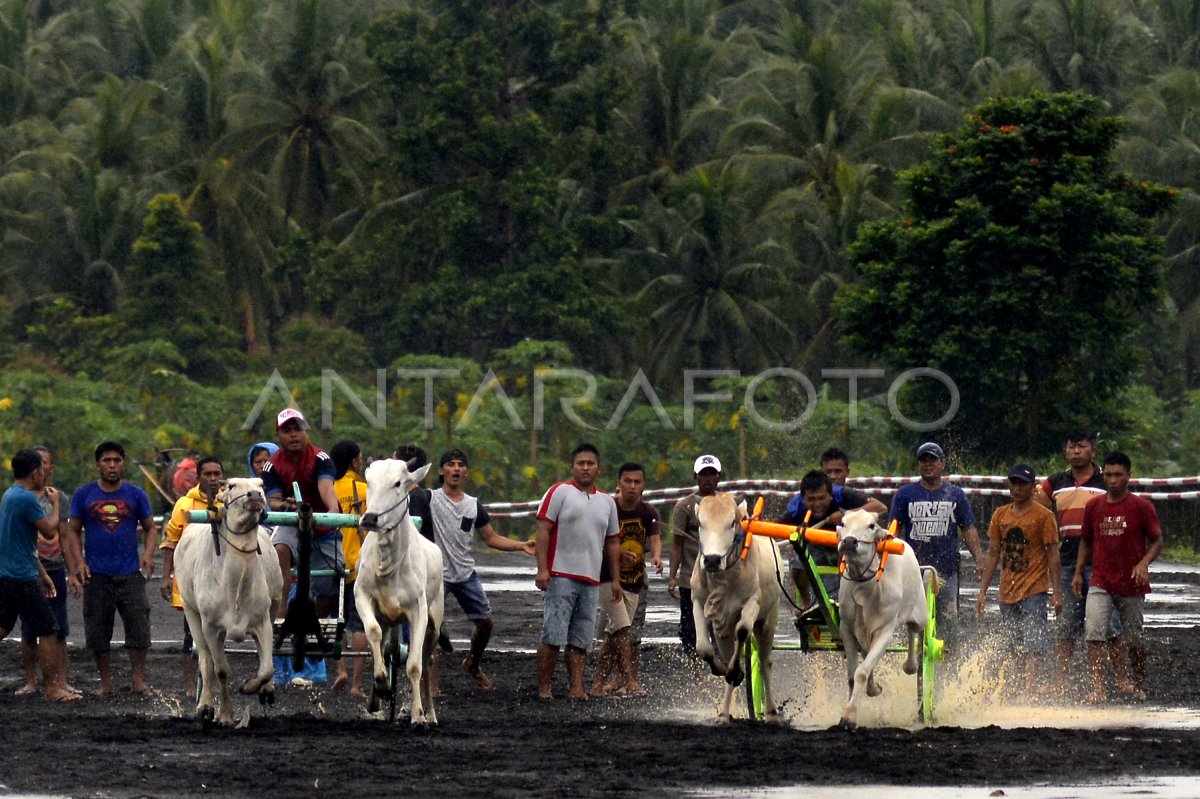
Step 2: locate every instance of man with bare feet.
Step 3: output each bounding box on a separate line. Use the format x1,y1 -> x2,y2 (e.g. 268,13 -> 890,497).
590,462 -> 660,699
429,448 -> 535,693
15,446 -> 80,699
67,441 -> 158,697
1039,428 -> 1127,695
535,444 -> 621,701
1073,452 -> 1162,703
0,449 -> 78,702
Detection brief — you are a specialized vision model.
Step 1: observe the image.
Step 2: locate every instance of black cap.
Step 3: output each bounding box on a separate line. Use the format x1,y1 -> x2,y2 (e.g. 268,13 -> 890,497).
439,448 -> 469,468
916,442 -> 945,459
1008,463 -> 1036,483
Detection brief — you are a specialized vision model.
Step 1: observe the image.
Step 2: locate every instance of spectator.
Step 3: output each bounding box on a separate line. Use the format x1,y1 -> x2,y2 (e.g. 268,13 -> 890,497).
429,448 -> 535,693
66,441 -> 158,696
888,442 -> 982,642
1038,427 -> 1126,693
1,448 -> 77,701
669,454 -> 721,654
590,462 -> 661,698
534,443 -> 621,700
16,446 -> 78,698
975,463 -> 1061,699
394,445 -> 434,543
1072,451 -> 1162,702
818,447 -> 852,485
159,456 -> 224,695
330,440 -> 369,698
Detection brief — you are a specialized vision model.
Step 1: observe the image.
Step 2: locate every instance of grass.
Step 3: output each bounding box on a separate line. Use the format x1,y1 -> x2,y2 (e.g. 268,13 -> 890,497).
1161,543 -> 1200,567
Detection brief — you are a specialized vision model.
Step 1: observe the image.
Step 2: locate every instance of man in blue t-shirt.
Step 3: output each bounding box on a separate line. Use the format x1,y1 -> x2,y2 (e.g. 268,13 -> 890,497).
888,442 -> 982,641
0,449 -> 77,701
67,441 -> 158,696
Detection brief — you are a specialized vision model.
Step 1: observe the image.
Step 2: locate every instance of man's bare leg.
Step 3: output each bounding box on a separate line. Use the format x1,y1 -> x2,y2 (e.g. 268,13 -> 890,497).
95,650 -> 114,696
17,639 -> 38,695
564,645 -> 588,700
1084,641 -> 1107,703
130,649 -> 155,695
463,618 -> 494,691
536,644 -> 558,700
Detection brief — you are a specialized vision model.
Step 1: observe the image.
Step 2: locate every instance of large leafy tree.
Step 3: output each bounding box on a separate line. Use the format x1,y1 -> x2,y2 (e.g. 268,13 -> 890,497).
836,92 -> 1175,456
356,0 -> 631,366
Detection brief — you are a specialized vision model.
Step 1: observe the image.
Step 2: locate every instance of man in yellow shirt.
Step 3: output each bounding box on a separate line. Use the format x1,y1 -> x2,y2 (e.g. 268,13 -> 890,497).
331,441 -> 368,697
159,456 -> 224,695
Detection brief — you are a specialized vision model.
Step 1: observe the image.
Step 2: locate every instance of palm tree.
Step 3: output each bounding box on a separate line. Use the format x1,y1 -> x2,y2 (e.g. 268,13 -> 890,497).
215,0 -> 383,235
627,162 -> 796,381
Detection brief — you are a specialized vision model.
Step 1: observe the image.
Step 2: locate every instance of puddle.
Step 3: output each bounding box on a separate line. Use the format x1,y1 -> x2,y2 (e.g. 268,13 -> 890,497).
690,777 -> 1200,798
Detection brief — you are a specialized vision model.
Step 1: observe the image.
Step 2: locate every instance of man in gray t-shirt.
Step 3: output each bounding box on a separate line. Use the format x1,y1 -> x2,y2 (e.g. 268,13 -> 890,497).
430,449 -> 534,691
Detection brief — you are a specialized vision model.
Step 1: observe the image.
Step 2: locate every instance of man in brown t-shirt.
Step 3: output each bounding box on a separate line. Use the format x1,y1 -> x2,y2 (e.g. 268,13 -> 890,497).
976,463 -> 1061,699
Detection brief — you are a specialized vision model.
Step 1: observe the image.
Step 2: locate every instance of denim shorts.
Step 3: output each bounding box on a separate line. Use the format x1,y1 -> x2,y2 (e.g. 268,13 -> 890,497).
445,572 -> 492,621
0,577 -> 58,639
20,567 -> 68,642
271,526 -> 343,598
541,576 -> 598,651
998,592 -> 1050,653
1085,587 -> 1145,647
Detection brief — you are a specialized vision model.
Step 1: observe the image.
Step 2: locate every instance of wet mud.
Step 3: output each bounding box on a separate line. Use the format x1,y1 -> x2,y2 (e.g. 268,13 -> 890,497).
3,560 -> 1200,798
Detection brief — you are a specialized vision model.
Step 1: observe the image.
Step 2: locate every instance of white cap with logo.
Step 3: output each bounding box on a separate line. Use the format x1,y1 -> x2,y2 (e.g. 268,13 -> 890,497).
693,454 -> 722,474
276,408 -> 309,430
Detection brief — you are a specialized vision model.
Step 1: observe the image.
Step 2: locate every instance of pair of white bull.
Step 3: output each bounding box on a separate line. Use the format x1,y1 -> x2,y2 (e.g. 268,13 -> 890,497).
174,460 -> 443,727
692,497 -> 926,727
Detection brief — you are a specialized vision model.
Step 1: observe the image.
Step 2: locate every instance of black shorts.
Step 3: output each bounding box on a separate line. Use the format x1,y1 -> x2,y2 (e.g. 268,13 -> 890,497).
20,568 -> 68,642
83,572 -> 152,652
0,577 -> 59,639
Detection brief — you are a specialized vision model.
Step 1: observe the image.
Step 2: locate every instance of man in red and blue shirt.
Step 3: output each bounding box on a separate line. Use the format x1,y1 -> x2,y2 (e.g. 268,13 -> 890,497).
534,443 -> 621,701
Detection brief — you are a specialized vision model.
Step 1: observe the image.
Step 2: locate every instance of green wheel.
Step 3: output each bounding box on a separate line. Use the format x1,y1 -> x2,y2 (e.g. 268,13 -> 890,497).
918,573 -> 943,725
742,640 -> 758,719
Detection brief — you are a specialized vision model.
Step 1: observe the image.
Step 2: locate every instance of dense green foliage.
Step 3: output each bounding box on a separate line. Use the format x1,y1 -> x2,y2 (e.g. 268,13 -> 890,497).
2,0 -> 1200,498
838,93 -> 1175,456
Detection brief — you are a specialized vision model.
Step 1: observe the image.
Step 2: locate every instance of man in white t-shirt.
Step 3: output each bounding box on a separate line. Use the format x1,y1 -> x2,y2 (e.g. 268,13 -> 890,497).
534,443 -> 622,701
430,448 -> 535,692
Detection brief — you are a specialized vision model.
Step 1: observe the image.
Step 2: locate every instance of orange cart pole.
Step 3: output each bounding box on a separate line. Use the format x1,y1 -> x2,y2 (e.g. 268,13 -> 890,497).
743,518 -> 905,554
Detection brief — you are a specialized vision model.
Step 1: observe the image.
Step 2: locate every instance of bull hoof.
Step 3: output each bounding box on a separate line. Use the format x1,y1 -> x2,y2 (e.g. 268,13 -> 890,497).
867,677 -> 883,697
197,705 -> 215,729
764,710 -> 780,723
715,713 -> 731,725
259,686 -> 275,706
367,689 -> 382,714
903,659 -> 918,676
373,675 -> 390,695
726,667 -> 744,688
838,716 -> 858,731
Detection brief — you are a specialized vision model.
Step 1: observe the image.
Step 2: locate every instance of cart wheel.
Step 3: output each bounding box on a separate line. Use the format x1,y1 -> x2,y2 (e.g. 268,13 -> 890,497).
742,640 -> 758,720
918,573 -> 942,725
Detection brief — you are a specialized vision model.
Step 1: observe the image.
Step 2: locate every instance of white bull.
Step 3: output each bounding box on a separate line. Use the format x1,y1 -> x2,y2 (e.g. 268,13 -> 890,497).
354,458 -> 445,725
836,508 -> 927,729
175,477 -> 283,727
691,493 -> 780,723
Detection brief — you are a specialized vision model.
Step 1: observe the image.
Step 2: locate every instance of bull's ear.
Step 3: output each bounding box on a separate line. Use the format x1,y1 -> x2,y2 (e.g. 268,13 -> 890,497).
215,484 -> 229,505
737,499 -> 748,518
410,462 -> 431,485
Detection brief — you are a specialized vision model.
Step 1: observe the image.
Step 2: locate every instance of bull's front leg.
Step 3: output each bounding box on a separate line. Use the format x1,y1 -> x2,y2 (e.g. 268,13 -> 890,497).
418,614 -> 438,725
184,606 -> 216,725
723,596 -> 762,681
203,620 -> 236,727
242,609 -> 276,705
358,598 -> 389,713
692,589 -> 718,675
405,597 -> 430,725
841,620 -> 894,730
